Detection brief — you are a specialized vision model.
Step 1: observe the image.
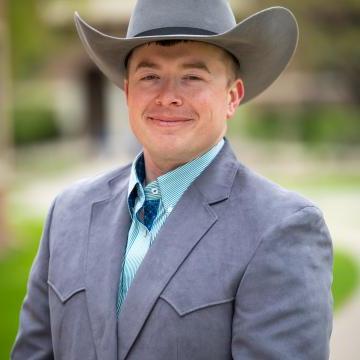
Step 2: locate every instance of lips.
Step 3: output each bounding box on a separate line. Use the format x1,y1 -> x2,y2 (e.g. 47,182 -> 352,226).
146,115 -> 193,126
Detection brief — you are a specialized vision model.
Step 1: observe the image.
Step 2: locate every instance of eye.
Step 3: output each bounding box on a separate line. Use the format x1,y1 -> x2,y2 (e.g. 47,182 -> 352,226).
183,75 -> 202,81
140,74 -> 159,81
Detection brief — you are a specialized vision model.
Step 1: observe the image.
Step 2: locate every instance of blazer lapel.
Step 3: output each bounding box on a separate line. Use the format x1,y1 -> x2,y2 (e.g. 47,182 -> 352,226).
86,172 -> 131,360
117,140 -> 239,360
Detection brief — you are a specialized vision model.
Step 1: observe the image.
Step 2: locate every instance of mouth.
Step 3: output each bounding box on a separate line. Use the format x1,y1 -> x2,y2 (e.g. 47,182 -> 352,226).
147,116 -> 193,126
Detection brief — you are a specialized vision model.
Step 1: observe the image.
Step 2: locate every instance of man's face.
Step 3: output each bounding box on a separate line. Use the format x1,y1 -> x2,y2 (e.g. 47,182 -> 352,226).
124,41 -> 244,168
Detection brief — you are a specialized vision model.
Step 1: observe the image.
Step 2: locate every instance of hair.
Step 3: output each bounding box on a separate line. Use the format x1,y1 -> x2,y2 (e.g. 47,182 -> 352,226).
124,39 -> 240,87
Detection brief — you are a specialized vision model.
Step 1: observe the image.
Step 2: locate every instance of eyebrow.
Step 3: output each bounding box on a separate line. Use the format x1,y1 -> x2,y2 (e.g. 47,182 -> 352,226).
182,61 -> 211,74
134,61 -> 160,72
134,60 -> 211,74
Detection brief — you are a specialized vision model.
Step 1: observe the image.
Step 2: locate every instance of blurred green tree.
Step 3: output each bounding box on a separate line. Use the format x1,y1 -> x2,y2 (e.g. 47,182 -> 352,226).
8,0 -> 62,145
8,0 -> 54,79
0,0 -> 13,247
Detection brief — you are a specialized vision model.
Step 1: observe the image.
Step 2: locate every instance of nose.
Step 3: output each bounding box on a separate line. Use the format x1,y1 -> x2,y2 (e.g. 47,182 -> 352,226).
155,78 -> 183,106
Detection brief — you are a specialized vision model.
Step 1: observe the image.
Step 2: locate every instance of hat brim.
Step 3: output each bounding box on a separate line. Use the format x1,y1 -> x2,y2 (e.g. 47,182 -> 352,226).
74,6 -> 298,104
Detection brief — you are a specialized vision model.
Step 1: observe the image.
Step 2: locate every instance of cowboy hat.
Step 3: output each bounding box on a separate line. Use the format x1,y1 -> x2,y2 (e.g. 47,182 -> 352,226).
74,0 -> 298,104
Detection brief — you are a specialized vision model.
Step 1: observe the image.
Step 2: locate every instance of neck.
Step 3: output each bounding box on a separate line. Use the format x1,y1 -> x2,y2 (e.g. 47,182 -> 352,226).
142,138 -> 224,183
143,153 -> 186,184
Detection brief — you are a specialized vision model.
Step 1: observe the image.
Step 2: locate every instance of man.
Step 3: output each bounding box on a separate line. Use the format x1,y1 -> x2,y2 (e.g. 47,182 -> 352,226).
12,0 -> 333,359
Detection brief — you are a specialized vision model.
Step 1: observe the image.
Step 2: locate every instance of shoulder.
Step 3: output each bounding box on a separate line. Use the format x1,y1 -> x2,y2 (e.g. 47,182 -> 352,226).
53,163 -> 132,209
232,160 -> 324,233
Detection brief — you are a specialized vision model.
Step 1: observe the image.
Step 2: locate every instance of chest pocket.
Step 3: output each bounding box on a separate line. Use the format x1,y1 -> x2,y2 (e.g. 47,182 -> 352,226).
157,278 -> 235,360
159,267 -> 235,317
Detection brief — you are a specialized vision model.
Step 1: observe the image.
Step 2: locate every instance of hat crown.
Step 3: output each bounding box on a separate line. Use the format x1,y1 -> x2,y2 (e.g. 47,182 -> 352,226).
126,0 -> 236,37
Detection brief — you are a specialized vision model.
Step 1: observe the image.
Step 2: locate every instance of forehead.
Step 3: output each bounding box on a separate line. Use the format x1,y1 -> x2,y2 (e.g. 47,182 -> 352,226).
128,41 -> 226,69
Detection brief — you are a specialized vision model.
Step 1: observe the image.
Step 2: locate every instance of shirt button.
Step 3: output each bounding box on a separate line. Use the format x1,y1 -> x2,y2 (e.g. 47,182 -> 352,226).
167,206 -> 173,213
151,188 -> 159,195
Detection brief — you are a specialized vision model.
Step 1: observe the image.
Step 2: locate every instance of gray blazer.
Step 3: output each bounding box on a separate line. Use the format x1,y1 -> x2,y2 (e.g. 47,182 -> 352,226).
12,141 -> 333,360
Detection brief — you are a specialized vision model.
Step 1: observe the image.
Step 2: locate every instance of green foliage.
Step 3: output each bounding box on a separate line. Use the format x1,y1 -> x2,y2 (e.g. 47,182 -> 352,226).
8,0 -> 50,78
231,106 -> 360,145
332,250 -> 360,310
0,217 -> 43,358
297,107 -> 360,144
12,104 -> 60,145
8,0 -> 82,80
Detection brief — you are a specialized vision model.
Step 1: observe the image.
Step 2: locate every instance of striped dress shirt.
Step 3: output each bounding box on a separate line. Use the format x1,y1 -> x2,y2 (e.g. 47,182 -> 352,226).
116,138 -> 224,314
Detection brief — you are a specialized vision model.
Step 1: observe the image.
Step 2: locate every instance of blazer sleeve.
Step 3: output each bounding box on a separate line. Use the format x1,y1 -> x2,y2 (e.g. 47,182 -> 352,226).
231,205 -> 333,360
11,198 -> 56,360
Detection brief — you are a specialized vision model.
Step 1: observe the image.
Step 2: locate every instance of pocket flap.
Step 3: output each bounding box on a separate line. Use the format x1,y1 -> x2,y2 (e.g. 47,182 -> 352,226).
159,293 -> 234,317
48,243 -> 86,303
47,280 -> 85,303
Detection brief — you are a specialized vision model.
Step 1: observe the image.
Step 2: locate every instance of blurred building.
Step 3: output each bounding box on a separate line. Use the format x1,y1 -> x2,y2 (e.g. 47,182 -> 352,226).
39,1 -> 137,157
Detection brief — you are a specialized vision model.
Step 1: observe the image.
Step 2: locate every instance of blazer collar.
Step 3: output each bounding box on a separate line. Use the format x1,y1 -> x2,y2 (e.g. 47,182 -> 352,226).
193,138 -> 240,204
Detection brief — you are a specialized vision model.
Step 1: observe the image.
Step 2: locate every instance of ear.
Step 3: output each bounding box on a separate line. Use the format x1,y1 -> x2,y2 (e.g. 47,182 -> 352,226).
124,79 -> 129,103
226,79 -> 244,120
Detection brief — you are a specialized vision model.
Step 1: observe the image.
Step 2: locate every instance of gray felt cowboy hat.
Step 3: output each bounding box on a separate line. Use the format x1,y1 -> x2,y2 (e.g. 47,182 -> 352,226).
74,0 -> 299,104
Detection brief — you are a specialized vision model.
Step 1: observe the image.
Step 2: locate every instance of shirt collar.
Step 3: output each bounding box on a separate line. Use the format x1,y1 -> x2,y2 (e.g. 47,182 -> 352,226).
127,138 -> 224,214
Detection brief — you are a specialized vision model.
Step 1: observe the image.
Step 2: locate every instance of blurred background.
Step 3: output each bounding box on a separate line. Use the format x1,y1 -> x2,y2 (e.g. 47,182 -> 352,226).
0,0 -> 359,358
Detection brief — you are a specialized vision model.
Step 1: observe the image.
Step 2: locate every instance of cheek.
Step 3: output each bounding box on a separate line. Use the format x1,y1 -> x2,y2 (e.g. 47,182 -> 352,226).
126,95 -> 143,132
195,91 -> 228,119
127,82 -> 153,103
127,90 -> 150,121
186,87 -> 220,111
